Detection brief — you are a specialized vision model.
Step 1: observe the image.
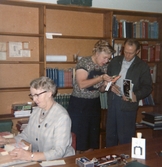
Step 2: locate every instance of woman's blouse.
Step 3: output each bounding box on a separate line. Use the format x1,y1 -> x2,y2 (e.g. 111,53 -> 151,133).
72,56 -> 107,99
15,103 -> 75,160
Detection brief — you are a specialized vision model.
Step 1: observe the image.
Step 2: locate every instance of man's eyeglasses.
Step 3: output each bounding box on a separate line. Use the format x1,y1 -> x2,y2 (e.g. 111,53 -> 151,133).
29,91 -> 47,100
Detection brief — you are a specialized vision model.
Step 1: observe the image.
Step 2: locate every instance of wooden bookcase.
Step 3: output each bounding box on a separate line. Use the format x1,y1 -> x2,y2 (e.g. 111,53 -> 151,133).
0,0 -> 162,147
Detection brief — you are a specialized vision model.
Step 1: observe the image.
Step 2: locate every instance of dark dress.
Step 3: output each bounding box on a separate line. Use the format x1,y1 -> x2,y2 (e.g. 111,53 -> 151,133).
68,56 -> 107,151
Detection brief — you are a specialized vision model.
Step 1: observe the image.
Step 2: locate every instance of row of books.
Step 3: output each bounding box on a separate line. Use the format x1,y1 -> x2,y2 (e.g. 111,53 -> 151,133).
113,16 -> 159,39
139,94 -> 155,106
54,93 -> 71,110
46,68 -> 75,88
113,42 -> 161,62
140,42 -> 161,62
141,111 -> 162,130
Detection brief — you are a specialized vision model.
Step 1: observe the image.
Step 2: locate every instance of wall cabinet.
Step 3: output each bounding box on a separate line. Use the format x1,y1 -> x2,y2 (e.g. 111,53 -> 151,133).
0,0 -> 162,147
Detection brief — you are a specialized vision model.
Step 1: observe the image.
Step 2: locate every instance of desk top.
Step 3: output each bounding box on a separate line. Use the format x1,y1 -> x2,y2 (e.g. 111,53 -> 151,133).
1,137 -> 162,167
59,137 -> 162,167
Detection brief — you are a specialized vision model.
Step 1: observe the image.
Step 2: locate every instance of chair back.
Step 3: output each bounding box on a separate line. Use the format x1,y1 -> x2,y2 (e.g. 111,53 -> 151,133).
71,132 -> 76,150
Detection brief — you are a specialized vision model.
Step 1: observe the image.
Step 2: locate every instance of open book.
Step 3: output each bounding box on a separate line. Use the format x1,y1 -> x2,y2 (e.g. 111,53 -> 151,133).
123,79 -> 134,100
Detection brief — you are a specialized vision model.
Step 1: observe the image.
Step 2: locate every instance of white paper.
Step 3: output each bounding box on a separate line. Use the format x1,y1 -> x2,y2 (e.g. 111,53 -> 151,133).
9,42 -> 22,57
105,81 -> 112,91
46,32 -> 62,39
0,51 -> 6,60
40,160 -> 66,166
0,151 -> 8,156
20,49 -> 31,57
3,134 -> 14,138
23,42 -> 29,49
4,142 -> 29,152
131,137 -> 146,159
46,55 -> 67,62
0,42 -> 7,51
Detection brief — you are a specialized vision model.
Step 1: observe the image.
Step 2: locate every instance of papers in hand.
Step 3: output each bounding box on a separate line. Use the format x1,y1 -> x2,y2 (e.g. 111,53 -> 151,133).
105,81 -> 112,91
0,148 -> 8,155
123,79 -> 134,100
105,75 -> 121,91
4,141 -> 29,152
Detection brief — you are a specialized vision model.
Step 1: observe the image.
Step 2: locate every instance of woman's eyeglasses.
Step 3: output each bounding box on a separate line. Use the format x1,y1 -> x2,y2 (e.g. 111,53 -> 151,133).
29,91 -> 47,100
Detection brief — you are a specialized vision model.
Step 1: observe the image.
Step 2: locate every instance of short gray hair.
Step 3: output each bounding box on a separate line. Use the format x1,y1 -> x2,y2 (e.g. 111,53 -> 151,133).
30,76 -> 57,97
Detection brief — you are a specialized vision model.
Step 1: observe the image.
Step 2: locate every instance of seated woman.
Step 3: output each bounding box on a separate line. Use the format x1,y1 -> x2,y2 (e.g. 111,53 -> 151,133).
0,76 -> 75,161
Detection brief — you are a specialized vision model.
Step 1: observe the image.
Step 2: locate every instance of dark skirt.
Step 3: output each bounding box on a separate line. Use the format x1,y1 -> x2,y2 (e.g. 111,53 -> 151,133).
67,95 -> 101,151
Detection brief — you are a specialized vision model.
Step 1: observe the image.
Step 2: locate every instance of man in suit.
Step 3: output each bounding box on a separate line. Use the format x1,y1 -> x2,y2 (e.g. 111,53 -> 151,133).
106,39 -> 152,147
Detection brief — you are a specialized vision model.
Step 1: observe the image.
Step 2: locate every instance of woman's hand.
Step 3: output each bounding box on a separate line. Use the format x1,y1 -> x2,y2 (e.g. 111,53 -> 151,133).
111,75 -> 121,83
102,74 -> 112,82
9,148 -> 31,161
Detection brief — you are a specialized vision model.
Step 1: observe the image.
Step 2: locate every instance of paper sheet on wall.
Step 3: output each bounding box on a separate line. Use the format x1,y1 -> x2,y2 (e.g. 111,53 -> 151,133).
0,42 -> 7,51
9,42 -> 22,57
0,51 -> 6,60
20,49 -> 31,57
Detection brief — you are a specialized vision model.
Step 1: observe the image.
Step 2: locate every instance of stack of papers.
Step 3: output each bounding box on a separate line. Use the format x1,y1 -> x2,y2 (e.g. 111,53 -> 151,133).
46,55 -> 67,62
14,110 -> 31,117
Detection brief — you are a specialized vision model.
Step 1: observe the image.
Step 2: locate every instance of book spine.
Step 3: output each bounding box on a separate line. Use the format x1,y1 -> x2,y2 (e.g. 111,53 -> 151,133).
112,15 -> 118,38
150,65 -> 157,83
148,45 -> 155,62
64,70 -> 68,87
126,22 -> 133,38
145,20 -> 149,39
118,21 -> 123,38
141,42 -> 148,61
133,22 -> 136,38
155,43 -> 161,62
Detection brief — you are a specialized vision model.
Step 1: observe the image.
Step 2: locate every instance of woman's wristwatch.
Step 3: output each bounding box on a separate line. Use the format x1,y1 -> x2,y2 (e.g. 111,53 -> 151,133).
31,153 -> 34,160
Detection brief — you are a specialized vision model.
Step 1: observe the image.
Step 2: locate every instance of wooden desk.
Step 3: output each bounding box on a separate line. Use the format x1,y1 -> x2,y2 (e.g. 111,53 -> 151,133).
59,137 -> 162,167
1,137 -> 162,167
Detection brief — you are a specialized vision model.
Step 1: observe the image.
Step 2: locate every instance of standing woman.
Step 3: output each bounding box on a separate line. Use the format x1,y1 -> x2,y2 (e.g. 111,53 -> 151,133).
68,40 -> 115,154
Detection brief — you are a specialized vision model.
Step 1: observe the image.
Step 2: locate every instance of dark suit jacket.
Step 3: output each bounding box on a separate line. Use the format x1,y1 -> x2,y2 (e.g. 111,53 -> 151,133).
107,55 -> 152,112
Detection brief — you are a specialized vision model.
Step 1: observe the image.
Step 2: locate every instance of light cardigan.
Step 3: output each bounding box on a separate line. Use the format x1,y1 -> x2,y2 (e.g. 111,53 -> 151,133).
15,103 -> 75,160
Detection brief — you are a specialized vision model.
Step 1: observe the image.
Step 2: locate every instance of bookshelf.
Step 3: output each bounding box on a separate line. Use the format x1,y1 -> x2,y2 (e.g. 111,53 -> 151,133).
0,0 -> 162,147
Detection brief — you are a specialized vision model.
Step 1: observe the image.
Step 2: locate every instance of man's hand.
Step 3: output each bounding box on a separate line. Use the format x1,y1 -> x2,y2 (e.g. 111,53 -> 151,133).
131,92 -> 137,102
122,92 -> 137,102
111,84 -> 122,96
